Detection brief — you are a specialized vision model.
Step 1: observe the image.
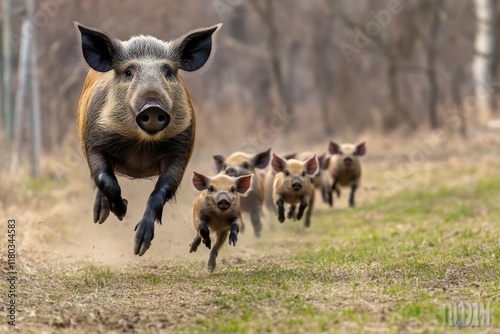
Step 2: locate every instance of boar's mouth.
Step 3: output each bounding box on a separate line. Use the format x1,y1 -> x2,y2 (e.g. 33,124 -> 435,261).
136,102 -> 170,135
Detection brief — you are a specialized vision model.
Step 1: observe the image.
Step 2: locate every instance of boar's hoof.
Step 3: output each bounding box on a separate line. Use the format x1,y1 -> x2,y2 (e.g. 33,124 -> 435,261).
189,236 -> 202,253
229,232 -> 238,246
134,218 -> 155,256
202,237 -> 212,250
110,198 -> 128,221
93,190 -> 110,224
208,256 -> 216,272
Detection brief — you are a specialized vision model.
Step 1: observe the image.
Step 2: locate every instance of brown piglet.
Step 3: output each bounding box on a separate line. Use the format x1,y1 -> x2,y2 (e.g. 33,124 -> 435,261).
271,154 -> 318,227
327,141 -> 366,208
189,172 -> 253,272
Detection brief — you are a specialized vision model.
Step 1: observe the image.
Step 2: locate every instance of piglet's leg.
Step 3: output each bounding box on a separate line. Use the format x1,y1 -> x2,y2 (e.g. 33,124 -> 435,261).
296,196 -> 308,221
208,230 -> 229,272
189,235 -> 202,253
277,198 -> 285,223
349,183 -> 358,208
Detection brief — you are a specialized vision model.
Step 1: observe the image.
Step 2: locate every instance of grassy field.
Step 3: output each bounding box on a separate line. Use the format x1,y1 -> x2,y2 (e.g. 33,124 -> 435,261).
2,135 -> 500,333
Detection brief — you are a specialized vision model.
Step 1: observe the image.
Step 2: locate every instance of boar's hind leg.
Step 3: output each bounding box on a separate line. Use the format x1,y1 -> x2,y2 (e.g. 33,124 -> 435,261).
89,152 -> 128,221
208,230 -> 229,272
93,189 -> 110,224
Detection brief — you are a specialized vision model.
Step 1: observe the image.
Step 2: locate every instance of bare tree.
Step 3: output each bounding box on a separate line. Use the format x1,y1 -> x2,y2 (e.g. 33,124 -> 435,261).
2,0 -> 14,169
248,0 -> 296,130
473,0 -> 496,124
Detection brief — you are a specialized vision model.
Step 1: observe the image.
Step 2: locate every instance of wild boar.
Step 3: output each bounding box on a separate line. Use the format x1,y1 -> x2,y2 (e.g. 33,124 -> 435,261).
271,154 -> 318,227
189,172 -> 252,272
327,141 -> 366,208
213,149 -> 270,237
75,22 -> 222,256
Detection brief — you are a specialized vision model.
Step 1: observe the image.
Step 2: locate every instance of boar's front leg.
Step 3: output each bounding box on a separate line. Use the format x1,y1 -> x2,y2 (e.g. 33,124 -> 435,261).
89,151 -> 128,223
134,172 -> 180,256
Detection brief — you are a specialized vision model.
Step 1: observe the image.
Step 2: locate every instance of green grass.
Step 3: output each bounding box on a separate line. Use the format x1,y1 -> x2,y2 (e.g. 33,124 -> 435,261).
16,164 -> 500,333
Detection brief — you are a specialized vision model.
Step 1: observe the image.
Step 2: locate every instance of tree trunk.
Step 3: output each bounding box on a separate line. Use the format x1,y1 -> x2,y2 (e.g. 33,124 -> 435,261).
2,0 -> 14,169
426,3 -> 441,129
249,0 -> 295,131
14,13 -> 32,169
473,0 -> 496,124
27,0 -> 41,178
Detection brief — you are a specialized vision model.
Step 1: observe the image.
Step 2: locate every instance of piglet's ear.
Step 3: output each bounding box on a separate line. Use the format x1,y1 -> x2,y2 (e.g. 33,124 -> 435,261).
253,148 -> 271,169
305,155 -> 319,176
175,23 -> 222,73
318,154 -> 330,170
271,154 -> 287,173
192,172 -> 210,191
355,142 -> 366,156
235,174 -> 253,195
213,155 -> 225,173
328,141 -> 341,155
75,22 -> 120,72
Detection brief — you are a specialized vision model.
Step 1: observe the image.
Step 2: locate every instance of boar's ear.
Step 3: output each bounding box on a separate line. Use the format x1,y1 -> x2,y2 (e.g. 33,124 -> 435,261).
235,174 -> 253,195
318,154 -> 330,170
271,154 -> 287,173
355,142 -> 366,156
305,155 -> 319,176
213,155 -> 225,173
328,141 -> 341,155
283,153 -> 297,160
176,23 -> 222,72
192,171 -> 210,191
253,148 -> 271,169
75,22 -> 120,72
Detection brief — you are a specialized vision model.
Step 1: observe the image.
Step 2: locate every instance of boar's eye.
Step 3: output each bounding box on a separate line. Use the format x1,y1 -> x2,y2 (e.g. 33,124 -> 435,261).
284,170 -> 290,177
230,186 -> 235,193
242,162 -> 249,169
123,67 -> 135,80
164,65 -> 174,80
302,171 -> 306,177
208,185 -> 215,193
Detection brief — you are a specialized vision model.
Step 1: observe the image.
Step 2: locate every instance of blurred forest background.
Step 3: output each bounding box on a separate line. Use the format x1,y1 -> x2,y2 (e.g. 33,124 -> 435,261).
1,0 -> 499,177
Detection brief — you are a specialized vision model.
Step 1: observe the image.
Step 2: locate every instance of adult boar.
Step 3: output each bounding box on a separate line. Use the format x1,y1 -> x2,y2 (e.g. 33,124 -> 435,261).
76,22 -> 222,256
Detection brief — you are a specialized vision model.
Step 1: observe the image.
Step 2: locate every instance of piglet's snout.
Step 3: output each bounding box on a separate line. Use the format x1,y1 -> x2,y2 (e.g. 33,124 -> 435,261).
216,193 -> 232,211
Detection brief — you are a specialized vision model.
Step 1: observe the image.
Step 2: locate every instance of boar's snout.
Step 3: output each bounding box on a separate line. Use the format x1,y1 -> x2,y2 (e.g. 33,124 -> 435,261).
216,194 -> 231,211
343,157 -> 353,165
136,102 -> 170,134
